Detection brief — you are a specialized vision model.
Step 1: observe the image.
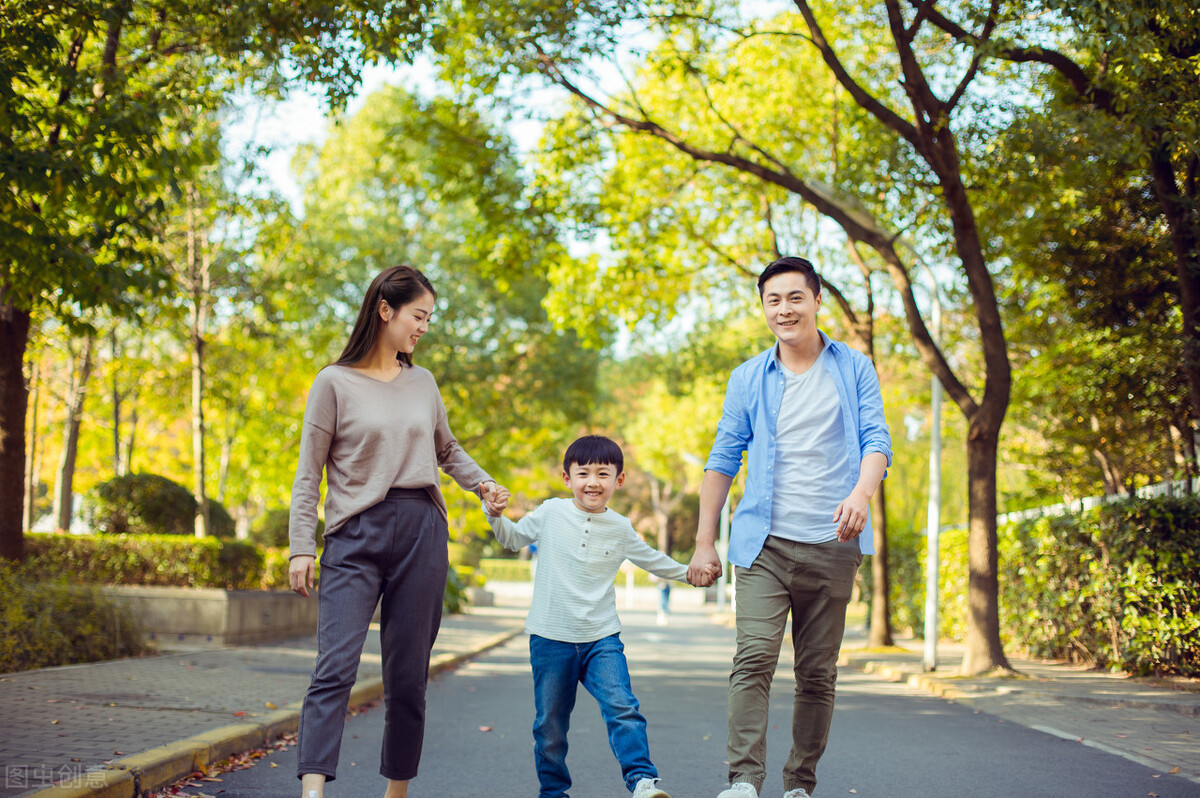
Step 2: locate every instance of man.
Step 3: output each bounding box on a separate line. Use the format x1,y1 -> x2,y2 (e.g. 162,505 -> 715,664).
688,257 -> 892,798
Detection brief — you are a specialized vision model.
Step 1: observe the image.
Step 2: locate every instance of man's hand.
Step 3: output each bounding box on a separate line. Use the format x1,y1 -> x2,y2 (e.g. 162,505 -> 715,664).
687,562 -> 720,588
480,481 -> 510,516
289,555 -> 316,597
688,543 -> 722,587
833,488 -> 871,542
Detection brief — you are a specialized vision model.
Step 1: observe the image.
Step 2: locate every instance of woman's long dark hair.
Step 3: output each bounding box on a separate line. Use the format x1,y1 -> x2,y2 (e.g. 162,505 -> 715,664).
336,265 -> 436,368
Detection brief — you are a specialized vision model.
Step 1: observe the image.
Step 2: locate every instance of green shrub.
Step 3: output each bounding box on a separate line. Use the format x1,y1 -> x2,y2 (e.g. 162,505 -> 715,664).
444,566 -> 468,614
250,507 -> 325,549
86,473 -> 236,538
0,561 -> 148,673
480,557 -> 532,582
25,532 -> 265,589
204,499 -> 236,539
940,494 -> 1200,676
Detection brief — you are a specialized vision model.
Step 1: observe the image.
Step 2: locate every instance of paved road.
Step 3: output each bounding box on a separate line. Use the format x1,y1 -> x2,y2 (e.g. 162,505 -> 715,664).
163,606 -> 1197,798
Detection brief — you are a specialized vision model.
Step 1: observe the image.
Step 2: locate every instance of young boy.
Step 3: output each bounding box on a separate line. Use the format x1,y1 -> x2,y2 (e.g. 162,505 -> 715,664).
483,435 -> 715,798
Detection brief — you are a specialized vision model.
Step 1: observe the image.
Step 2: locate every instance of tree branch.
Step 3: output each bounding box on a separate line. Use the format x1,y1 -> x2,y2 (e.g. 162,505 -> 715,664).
537,54 -> 976,415
47,33 -> 87,148
790,0 -> 921,148
911,0 -> 1117,114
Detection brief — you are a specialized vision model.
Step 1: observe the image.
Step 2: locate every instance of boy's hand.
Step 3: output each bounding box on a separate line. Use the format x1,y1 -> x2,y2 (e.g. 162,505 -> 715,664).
688,544 -> 722,587
686,562 -> 719,588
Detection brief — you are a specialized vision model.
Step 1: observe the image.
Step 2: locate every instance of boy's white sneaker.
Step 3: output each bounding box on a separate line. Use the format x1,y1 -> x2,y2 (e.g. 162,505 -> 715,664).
783,789 -> 812,798
632,777 -> 671,798
716,783 -> 758,798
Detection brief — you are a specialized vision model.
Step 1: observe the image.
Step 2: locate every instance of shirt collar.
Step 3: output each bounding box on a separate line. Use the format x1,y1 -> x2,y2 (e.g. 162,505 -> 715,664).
766,330 -> 835,373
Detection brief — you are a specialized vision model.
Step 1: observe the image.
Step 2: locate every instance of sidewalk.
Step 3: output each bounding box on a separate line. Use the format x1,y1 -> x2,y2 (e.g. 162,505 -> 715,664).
0,606 -> 527,798
837,634 -> 1200,785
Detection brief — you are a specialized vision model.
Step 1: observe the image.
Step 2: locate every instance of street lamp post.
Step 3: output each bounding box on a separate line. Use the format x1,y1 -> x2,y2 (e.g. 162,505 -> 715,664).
923,271 -> 943,672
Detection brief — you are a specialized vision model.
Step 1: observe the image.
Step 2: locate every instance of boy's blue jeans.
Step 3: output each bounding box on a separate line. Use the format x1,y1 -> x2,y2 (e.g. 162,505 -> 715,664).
529,633 -> 658,798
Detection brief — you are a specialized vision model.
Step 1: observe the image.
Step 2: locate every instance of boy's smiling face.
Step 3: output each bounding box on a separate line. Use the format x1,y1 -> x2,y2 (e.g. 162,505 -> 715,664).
563,461 -> 625,514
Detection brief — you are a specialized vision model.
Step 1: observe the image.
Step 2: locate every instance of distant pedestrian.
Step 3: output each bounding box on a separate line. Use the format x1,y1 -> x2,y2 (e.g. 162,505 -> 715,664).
688,257 -> 892,798
484,435 -> 717,798
288,264 -> 506,798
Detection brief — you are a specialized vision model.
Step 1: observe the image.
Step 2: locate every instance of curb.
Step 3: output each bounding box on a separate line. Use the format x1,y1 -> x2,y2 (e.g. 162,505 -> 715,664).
844,658 -> 1200,717
22,627 -> 522,798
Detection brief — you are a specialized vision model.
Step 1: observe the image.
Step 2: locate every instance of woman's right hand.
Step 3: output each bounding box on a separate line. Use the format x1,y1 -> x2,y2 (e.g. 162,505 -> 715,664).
289,555 -> 316,597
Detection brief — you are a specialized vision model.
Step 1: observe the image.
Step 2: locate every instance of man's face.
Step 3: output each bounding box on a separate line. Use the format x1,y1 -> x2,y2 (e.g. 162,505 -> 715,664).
563,461 -> 624,513
761,271 -> 821,345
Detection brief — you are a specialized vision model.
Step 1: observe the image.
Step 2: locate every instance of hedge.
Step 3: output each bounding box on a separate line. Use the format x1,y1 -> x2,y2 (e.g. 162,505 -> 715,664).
0,561 -> 148,673
937,494 -> 1200,677
23,534 -> 471,616
25,532 -> 265,589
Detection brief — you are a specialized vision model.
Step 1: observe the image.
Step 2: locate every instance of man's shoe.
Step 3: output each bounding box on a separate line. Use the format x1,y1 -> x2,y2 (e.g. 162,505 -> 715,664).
716,783 -> 758,798
783,789 -> 812,798
632,777 -> 671,798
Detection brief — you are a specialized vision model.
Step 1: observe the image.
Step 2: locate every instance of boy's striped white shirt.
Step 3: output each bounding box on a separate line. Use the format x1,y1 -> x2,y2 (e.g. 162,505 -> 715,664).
486,497 -> 687,643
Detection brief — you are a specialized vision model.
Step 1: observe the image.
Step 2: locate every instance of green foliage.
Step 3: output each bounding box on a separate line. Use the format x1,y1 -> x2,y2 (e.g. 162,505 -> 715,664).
480,557 -> 533,582
882,520 -> 928,636
939,495 -> 1200,676
87,474 -> 196,535
25,532 -> 265,590
443,565 -> 468,614
85,473 -> 235,538
249,508 -> 325,549
0,560 -> 148,673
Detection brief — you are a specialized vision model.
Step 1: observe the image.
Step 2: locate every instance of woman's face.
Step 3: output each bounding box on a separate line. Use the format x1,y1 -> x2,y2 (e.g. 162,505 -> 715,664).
380,290 -> 435,355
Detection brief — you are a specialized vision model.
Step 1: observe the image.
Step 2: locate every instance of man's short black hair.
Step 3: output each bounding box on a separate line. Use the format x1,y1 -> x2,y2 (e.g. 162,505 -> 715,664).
757,256 -> 821,298
563,435 -> 624,474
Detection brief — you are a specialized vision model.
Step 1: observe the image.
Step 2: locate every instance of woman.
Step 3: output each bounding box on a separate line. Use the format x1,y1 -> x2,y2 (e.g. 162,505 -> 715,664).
288,265 -> 502,798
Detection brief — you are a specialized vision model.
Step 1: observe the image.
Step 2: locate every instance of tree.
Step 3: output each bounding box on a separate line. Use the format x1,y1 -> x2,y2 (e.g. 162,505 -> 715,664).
979,101 -> 1191,498
0,0 -> 433,559
917,0 -> 1200,441
437,1 -> 1018,671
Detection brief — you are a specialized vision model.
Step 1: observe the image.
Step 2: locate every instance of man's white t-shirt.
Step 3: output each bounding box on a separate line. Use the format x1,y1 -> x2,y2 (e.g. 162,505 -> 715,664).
769,348 -> 851,543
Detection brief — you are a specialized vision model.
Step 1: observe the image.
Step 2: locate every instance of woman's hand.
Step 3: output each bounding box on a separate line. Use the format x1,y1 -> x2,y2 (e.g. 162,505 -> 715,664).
480,481 -> 510,516
289,555 -> 316,597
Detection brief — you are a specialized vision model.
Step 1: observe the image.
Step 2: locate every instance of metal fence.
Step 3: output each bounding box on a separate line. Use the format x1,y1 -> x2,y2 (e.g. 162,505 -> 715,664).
994,476 -> 1200,527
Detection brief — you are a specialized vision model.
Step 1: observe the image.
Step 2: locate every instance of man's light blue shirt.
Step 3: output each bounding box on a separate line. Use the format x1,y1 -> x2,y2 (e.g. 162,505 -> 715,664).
704,331 -> 893,566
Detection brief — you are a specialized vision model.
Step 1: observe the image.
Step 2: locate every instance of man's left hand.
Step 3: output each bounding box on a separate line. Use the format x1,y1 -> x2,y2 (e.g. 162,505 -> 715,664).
832,489 -> 871,542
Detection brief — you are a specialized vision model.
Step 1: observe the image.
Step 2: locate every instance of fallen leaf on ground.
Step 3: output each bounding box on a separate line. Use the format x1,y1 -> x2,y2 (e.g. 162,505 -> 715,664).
479,726 -> 493,732
232,711 -> 246,716
265,701 -> 277,709
1169,767 -> 1181,774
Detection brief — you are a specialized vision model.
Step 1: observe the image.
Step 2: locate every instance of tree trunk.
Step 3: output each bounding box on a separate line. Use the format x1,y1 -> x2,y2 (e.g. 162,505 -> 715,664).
0,297 -> 31,560
110,327 -> 122,476
868,487 -> 892,645
961,419 -> 1010,674
188,191 -> 211,538
648,476 -> 673,556
53,331 -> 95,531
24,360 -> 40,531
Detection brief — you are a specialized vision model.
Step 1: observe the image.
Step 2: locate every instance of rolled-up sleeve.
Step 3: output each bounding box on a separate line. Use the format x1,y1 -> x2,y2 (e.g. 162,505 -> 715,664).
854,357 -> 892,467
705,367 -> 751,477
